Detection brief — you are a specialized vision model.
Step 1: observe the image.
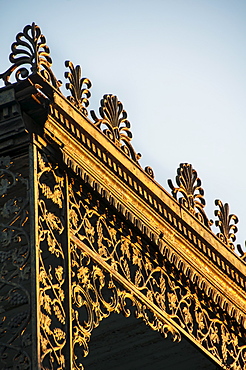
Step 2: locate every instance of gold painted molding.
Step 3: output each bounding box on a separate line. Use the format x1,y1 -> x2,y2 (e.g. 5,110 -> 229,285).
35,88 -> 246,332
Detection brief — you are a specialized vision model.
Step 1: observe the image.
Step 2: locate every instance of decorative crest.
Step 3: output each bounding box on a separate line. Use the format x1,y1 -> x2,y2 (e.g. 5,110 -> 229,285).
0,22 -> 61,88
91,94 -> 141,163
214,200 -> 238,249
64,61 -> 92,116
168,163 -> 212,227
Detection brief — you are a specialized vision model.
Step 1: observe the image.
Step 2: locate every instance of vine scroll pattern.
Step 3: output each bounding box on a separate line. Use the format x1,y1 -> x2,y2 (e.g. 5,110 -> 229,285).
69,178 -> 246,370
0,156 -> 32,369
37,151 -> 68,370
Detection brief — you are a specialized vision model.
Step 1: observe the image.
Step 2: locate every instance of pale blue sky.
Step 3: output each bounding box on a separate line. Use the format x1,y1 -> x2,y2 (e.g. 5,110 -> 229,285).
1,0 -> 246,248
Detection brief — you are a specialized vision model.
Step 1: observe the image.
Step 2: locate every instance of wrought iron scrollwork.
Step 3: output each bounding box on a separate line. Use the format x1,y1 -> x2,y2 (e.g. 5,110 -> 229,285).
91,94 -> 142,163
64,61 -> 92,116
168,163 -> 212,227
145,166 -> 155,179
37,151 -> 67,369
69,177 -> 246,370
71,243 -> 179,370
0,22 -> 61,88
214,199 -> 238,250
0,155 -> 31,368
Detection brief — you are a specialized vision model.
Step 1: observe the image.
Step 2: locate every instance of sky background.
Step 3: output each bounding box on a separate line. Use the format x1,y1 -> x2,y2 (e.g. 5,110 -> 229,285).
0,0 -> 246,251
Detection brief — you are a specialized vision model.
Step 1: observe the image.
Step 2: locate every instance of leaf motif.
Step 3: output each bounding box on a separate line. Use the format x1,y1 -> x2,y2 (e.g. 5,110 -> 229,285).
0,156 -> 11,168
0,178 -> 10,196
53,328 -> 66,341
1,198 -> 21,218
159,276 -> 166,295
167,292 -> 177,310
53,305 -> 65,324
43,294 -> 52,314
8,311 -> 28,328
77,266 -> 89,285
70,208 -> 78,228
132,246 -> 141,267
0,229 -> 13,247
144,258 -> 153,273
120,238 -> 131,259
55,266 -> 64,282
40,312 -> 51,333
134,270 -> 142,287
122,259 -> 131,279
46,212 -> 63,232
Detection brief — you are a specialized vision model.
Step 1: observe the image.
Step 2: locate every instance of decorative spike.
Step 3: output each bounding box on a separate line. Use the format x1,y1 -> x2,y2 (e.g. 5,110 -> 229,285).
214,199 -> 238,250
168,163 -> 212,228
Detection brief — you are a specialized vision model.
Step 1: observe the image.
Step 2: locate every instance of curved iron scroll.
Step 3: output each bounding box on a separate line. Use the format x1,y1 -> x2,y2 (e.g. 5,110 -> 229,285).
69,177 -> 246,370
37,151 -> 67,369
0,156 -> 31,369
0,23 -> 61,88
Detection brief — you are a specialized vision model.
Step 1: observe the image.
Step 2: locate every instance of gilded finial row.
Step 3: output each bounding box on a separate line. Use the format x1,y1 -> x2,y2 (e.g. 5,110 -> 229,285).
0,23 -> 153,175
0,22 -> 244,260
168,163 -> 245,259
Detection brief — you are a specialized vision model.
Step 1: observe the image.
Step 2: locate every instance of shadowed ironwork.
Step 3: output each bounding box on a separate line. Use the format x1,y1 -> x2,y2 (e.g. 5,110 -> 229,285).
0,156 -> 31,369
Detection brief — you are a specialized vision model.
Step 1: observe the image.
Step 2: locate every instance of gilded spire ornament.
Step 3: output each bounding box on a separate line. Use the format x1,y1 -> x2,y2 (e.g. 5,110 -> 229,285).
214,199 -> 238,250
64,61 -> 92,116
168,163 -> 212,227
